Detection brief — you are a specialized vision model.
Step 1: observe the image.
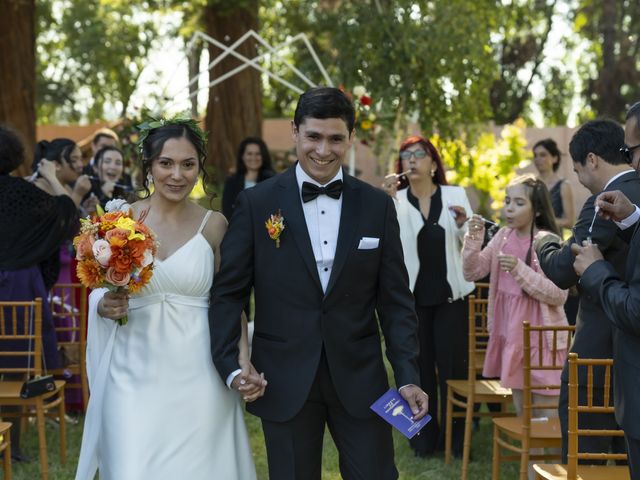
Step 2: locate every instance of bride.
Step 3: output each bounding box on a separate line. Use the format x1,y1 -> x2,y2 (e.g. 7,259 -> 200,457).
75,119 -> 265,480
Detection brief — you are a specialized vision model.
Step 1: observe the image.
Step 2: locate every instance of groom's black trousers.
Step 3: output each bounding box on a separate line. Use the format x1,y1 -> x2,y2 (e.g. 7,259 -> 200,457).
261,348 -> 398,480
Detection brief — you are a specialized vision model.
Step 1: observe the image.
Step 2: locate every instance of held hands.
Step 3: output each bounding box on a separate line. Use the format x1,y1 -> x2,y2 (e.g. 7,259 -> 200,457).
399,385 -> 429,420
571,240 -> 604,276
497,252 -> 518,272
97,290 -> 129,321
232,361 -> 267,402
594,190 -> 635,222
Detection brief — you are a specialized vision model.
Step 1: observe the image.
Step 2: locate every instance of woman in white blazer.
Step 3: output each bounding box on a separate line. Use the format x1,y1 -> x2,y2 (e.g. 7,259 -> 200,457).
383,135 -> 475,457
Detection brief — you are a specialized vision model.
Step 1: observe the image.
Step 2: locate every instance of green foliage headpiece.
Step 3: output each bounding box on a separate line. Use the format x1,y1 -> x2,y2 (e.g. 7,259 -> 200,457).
136,116 -> 207,156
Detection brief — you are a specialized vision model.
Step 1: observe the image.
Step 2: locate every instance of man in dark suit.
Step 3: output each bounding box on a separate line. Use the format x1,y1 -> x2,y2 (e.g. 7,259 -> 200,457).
209,87 -> 428,480
570,102 -> 640,479
535,119 -> 639,462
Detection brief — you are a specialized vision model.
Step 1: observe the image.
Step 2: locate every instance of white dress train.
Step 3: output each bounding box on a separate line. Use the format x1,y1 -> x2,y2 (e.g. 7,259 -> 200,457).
75,211 -> 256,480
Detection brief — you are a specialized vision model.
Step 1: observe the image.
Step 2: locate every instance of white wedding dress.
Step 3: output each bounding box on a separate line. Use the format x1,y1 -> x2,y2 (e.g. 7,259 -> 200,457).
75,212 -> 256,480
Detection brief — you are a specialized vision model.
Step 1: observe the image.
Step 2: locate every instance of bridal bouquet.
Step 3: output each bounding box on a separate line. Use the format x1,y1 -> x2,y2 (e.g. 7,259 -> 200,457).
73,199 -> 158,325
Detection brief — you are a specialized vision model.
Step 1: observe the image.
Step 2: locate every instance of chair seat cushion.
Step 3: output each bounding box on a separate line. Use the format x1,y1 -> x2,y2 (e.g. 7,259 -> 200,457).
533,463 -> 630,480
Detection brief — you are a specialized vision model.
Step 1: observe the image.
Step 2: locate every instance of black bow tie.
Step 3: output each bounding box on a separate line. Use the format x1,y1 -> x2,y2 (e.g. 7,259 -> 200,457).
301,180 -> 343,203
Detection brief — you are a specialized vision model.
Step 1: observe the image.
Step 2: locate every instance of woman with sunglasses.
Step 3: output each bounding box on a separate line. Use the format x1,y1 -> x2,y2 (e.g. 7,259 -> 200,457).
382,135 -> 475,458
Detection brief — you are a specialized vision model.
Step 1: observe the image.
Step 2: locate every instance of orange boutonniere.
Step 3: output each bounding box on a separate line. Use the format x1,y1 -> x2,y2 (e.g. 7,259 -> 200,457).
265,210 -> 285,248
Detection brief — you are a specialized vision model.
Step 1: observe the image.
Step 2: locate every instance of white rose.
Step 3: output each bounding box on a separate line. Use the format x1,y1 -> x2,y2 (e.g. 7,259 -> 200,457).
92,239 -> 112,267
353,85 -> 366,97
141,249 -> 154,268
105,198 -> 131,213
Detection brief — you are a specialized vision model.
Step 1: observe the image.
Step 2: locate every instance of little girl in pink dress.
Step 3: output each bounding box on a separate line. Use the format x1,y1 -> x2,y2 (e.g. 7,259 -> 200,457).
462,174 -> 569,415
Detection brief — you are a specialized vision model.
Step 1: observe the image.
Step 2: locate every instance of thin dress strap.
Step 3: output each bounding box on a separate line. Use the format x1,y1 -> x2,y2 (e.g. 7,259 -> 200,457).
197,210 -> 213,234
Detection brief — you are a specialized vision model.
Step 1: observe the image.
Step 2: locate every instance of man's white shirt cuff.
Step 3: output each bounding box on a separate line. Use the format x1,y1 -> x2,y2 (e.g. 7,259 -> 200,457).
226,368 -> 242,388
615,205 -> 640,230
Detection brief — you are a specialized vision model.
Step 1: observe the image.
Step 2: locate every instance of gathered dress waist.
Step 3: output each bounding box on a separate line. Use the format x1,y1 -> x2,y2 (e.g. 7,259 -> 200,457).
128,293 -> 209,310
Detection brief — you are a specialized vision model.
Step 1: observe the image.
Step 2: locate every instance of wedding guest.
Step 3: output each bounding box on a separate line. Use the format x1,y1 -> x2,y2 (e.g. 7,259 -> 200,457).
535,120 -> 636,462
533,139 -> 575,230
557,105 -> 640,479
75,118 -> 264,480
382,135 -> 474,457
462,174 -> 568,417
83,146 -> 133,212
0,126 -> 78,461
533,138 -> 579,326
221,137 -> 274,221
31,138 -> 92,210
83,128 -> 119,176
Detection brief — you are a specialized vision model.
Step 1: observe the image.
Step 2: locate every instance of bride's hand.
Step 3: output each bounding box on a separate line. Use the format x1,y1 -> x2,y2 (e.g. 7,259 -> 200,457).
97,290 -> 129,321
233,361 -> 267,402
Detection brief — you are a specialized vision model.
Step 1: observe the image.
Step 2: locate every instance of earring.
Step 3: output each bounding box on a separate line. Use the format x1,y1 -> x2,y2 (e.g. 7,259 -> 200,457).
147,173 -> 154,185
430,169 -> 435,178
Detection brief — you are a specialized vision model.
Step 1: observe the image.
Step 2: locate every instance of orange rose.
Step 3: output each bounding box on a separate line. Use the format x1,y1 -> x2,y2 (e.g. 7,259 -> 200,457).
105,267 -> 131,287
74,234 -> 95,261
76,259 -> 104,288
110,246 -> 133,274
105,228 -> 129,248
129,241 -> 147,267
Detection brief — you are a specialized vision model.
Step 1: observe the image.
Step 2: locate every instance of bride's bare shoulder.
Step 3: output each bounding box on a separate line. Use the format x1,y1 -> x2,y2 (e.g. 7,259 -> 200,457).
199,209 -> 227,249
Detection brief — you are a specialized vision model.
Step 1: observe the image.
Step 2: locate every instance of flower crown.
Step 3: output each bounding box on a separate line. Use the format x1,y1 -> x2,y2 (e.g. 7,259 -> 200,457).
136,115 -> 208,156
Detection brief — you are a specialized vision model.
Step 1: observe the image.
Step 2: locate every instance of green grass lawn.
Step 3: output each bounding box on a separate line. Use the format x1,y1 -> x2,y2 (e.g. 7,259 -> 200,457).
11,406 -> 520,479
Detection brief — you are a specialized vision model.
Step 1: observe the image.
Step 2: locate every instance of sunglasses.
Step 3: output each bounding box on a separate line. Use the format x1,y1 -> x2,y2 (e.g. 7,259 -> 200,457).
620,143 -> 640,163
399,149 -> 428,160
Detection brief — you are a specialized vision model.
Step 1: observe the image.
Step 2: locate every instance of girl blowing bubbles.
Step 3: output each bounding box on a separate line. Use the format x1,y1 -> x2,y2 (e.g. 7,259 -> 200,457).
462,174 -> 569,415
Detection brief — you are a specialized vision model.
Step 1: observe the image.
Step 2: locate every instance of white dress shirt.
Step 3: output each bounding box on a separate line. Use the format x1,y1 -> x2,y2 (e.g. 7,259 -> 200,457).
296,162 -> 343,293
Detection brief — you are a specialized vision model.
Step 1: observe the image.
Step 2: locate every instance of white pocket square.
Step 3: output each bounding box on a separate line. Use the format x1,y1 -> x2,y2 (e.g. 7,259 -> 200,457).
358,237 -> 380,250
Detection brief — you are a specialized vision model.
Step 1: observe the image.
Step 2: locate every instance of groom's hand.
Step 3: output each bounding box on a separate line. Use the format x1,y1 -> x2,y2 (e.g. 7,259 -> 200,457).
399,385 -> 429,421
232,362 -> 267,402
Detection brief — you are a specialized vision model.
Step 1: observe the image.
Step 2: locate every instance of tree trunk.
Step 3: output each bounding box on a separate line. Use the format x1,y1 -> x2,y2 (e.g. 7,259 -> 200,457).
594,0 -> 622,118
204,1 -> 262,181
0,0 -> 36,176
188,40 -> 204,119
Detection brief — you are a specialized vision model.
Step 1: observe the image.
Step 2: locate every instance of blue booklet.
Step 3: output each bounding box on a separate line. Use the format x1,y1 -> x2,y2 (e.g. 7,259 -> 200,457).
370,388 -> 431,439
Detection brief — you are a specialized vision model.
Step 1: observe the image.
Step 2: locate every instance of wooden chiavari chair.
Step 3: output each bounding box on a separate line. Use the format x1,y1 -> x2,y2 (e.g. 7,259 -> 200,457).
0,299 -> 66,480
444,295 -> 513,480
492,321 -> 575,480
49,283 -> 88,409
533,353 -> 629,480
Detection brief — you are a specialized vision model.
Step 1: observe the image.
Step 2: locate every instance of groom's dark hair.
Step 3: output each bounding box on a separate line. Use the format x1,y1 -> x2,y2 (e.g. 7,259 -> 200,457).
293,87 -> 355,133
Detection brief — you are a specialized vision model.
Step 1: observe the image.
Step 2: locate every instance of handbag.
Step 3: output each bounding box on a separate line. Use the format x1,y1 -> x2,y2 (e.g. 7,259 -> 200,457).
20,303 -> 56,399
20,375 -> 56,399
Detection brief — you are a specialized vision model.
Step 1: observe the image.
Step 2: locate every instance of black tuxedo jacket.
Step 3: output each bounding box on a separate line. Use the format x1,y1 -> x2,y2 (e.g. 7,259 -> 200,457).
580,213 -> 640,439
537,171 -> 640,386
209,166 -> 420,422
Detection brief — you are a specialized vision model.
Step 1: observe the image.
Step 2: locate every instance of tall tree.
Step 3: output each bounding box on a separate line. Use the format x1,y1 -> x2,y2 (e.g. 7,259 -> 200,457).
489,0 -> 557,124
261,0 -> 499,137
36,0 -> 157,123
573,0 -> 640,120
204,0 -> 262,180
1,0 -> 36,175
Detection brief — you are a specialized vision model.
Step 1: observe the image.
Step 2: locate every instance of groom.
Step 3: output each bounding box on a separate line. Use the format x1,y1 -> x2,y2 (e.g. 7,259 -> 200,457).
210,87 -> 428,480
